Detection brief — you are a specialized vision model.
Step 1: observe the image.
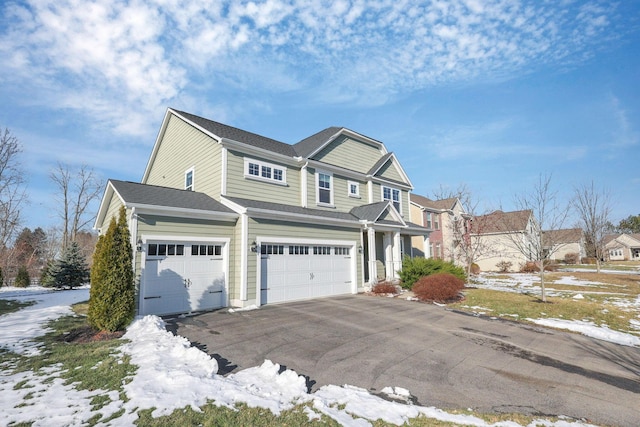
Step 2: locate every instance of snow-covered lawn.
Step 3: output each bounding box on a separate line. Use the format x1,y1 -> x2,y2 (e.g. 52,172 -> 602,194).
0,286 -> 612,426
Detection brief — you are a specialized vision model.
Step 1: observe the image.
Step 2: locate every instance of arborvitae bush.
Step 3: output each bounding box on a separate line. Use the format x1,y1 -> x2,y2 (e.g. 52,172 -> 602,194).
398,257 -> 466,289
412,273 -> 465,303
88,206 -> 135,332
372,282 -> 398,294
14,266 -> 30,288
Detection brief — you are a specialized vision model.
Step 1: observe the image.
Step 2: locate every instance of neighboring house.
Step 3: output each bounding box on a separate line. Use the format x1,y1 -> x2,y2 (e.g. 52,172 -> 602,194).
542,228 -> 586,262
470,209 -> 539,272
409,194 -> 468,264
604,234 -> 640,261
95,108 -> 429,316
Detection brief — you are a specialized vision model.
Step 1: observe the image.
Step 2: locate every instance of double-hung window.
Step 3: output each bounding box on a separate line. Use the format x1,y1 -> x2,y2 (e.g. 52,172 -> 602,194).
317,171 -> 333,206
382,186 -> 401,213
348,181 -> 360,198
244,158 -> 286,185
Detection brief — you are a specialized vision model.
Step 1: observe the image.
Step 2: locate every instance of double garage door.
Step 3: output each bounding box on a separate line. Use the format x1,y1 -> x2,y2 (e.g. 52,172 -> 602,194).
140,240 -> 226,316
260,243 -> 354,304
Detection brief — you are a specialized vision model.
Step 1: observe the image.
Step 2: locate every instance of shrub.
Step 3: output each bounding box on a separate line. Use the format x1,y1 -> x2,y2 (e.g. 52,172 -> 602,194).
46,242 -> 90,289
496,260 -> 512,273
470,263 -> 480,275
372,282 -> 398,294
398,257 -> 466,289
581,257 -> 597,265
564,252 -> 579,264
0,267 -> 3,287
14,266 -> 30,288
520,261 -> 538,273
88,206 -> 135,332
412,273 -> 465,303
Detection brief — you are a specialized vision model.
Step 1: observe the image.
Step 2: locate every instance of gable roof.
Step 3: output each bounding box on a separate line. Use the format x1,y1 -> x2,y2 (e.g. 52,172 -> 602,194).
171,109 -> 297,157
410,194 -> 459,211
293,127 -> 343,158
542,228 -> 583,246
95,180 -> 237,228
472,210 -> 532,234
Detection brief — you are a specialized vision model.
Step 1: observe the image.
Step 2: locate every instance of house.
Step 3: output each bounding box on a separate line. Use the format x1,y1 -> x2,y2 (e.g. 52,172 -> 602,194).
604,234 -> 640,261
409,194 -> 468,264
470,209 -> 539,272
95,108 -> 429,316
542,228 -> 586,263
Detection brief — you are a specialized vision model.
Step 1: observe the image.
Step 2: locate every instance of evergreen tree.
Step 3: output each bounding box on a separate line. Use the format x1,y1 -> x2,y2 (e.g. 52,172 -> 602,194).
0,266 -> 3,287
14,266 -> 30,288
88,206 -> 135,332
40,259 -> 55,287
55,241 -> 90,289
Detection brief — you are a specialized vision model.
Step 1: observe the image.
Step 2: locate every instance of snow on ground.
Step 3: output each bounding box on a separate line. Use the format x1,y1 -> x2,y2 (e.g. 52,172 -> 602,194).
0,287 -> 608,426
527,318 -> 640,347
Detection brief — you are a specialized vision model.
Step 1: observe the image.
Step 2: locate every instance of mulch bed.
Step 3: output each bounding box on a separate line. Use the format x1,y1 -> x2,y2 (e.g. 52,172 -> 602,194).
62,326 -> 125,343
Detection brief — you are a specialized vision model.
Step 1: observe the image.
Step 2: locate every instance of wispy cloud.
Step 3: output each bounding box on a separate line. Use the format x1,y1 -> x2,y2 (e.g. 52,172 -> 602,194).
0,0 -> 628,138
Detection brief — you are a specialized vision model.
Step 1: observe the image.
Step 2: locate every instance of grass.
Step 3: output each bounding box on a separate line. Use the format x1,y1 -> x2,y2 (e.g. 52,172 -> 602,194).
453,270 -> 640,334
0,299 -> 35,316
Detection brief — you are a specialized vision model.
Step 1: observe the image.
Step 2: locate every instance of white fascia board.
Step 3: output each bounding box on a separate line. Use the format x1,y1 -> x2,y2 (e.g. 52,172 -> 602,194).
94,181 -> 124,230
130,203 -> 238,222
367,174 -> 413,190
220,197 -> 248,214
170,108 -> 223,144
220,138 -> 298,166
341,129 -> 387,154
305,159 -> 367,180
141,109 -> 172,183
368,153 -> 413,189
305,128 -> 344,158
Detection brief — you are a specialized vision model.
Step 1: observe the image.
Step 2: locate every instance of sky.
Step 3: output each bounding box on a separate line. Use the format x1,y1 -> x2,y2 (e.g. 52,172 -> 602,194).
1,284 -> 637,425
0,0 -> 639,232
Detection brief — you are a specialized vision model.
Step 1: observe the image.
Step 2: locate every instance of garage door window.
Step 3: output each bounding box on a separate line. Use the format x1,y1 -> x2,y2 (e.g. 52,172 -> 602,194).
148,243 -> 184,257
191,244 -> 222,257
289,245 -> 309,255
261,244 -> 284,255
335,247 -> 350,255
313,246 -> 331,255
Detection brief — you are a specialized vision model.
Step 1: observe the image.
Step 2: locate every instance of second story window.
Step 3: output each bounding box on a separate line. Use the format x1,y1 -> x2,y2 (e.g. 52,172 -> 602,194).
426,212 -> 432,228
244,158 -> 286,185
317,171 -> 333,206
434,213 -> 440,230
382,186 -> 401,213
185,168 -> 194,191
348,181 -> 360,198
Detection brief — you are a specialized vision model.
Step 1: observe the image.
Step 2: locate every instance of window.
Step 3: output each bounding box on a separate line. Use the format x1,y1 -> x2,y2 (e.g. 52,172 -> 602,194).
426,212 -> 432,229
313,246 -> 331,255
382,186 -> 401,213
191,244 -> 222,257
148,243 -> 184,257
289,245 -> 309,255
261,244 -> 284,255
244,158 -> 286,184
348,181 -> 360,198
317,171 -> 333,205
335,247 -> 350,256
185,168 -> 194,191
434,214 -> 440,230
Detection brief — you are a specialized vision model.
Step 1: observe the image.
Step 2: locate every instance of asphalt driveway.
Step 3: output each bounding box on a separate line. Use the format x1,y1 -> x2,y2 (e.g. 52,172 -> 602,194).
166,295 -> 640,427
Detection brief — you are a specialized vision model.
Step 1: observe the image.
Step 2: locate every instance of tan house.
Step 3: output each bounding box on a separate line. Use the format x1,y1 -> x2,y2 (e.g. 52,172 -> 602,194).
95,108 -> 428,316
542,228 -> 586,262
605,234 -> 640,261
470,209 -> 539,272
409,194 -> 468,264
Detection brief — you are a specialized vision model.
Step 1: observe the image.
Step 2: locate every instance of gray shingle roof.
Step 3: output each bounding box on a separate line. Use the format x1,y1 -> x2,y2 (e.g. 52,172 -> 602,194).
110,180 -> 235,214
223,196 -> 359,223
293,126 -> 343,157
350,202 -> 389,222
410,194 -> 458,211
172,109 -> 297,157
473,210 -> 532,233
367,152 -> 393,176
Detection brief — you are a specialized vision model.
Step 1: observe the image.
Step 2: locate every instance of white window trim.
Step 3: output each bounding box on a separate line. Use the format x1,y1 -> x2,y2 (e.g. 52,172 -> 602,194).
316,170 -> 334,207
244,157 -> 287,186
381,185 -> 401,214
185,167 -> 195,191
347,181 -> 360,198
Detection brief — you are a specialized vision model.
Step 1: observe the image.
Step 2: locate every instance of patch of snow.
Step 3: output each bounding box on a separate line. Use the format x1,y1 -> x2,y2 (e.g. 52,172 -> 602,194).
228,304 -> 259,313
573,294 -> 584,299
527,318 -> 640,347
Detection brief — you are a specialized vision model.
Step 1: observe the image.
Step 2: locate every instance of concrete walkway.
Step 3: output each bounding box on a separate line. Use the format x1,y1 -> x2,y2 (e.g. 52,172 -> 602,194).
167,295 -> 640,427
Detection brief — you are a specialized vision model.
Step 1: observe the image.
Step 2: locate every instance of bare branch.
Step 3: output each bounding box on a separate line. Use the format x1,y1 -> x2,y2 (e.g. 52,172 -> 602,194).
572,181 -> 613,273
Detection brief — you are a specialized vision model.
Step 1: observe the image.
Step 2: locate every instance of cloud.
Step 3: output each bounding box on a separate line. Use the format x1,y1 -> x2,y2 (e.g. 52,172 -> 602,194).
607,95 -> 639,149
0,0 -> 628,138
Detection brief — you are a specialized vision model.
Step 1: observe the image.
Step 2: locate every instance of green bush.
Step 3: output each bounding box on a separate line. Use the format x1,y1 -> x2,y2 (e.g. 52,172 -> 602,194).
398,257 -> 466,289
88,206 -> 135,332
46,242 -> 90,289
412,273 -> 465,303
14,266 -> 30,288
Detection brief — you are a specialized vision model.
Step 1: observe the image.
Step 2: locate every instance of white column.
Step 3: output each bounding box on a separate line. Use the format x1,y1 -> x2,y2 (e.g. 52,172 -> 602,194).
384,232 -> 393,281
392,231 -> 402,279
367,227 -> 377,285
424,235 -> 431,258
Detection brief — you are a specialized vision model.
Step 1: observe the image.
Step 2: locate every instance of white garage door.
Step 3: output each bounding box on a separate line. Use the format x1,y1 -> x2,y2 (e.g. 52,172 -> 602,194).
260,243 -> 353,305
141,241 -> 226,316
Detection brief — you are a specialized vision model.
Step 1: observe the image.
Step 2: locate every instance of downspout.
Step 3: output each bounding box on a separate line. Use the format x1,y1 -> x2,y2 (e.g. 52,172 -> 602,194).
301,161 -> 308,207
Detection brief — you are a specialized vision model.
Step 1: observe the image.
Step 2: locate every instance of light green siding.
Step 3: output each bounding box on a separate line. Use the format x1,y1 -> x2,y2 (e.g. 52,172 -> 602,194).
313,136 -> 383,174
376,159 -> 405,183
372,182 -> 410,218
145,115 -> 221,198
99,194 -> 124,233
225,150 -> 299,205
306,168 -> 367,213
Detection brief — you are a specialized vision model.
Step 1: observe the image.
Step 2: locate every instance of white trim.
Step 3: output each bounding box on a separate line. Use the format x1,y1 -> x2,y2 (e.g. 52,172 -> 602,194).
130,207 -> 138,270
381,185 -> 402,215
129,204 -> 237,221
367,181 -> 373,204
305,128 -> 386,159
347,181 -> 360,198
316,170 -> 334,207
240,213 -> 248,301
301,162 -> 308,208
221,147 -> 228,196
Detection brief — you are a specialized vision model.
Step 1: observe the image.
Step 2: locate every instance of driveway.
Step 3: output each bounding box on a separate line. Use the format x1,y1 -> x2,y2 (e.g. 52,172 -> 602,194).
166,295 -> 640,427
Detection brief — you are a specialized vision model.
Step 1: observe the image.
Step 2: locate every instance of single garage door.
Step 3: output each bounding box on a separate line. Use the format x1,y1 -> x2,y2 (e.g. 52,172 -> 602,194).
141,241 -> 226,316
260,243 -> 353,304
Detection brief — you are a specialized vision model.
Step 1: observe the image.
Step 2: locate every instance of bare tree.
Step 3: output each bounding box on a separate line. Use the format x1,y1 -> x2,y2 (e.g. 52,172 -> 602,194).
50,163 -> 102,251
572,181 -> 612,273
504,173 -> 569,302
